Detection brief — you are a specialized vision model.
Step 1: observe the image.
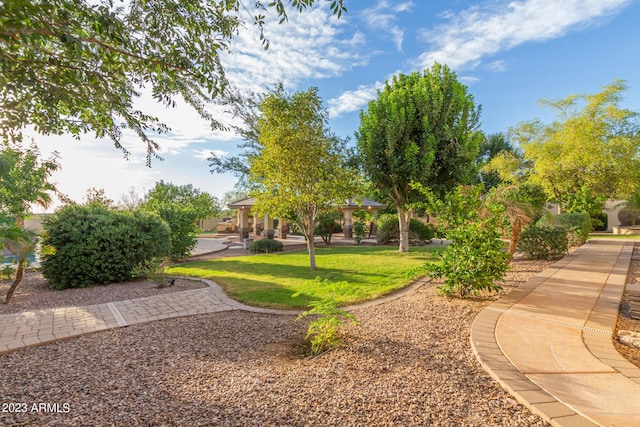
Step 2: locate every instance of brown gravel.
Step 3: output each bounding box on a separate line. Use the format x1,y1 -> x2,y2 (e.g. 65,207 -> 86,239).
0,252 -> 552,426
614,243 -> 640,367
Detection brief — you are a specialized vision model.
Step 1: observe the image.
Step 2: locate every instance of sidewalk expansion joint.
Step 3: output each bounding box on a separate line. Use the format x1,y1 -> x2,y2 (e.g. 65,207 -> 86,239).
106,303 -> 128,327
504,308 -> 612,335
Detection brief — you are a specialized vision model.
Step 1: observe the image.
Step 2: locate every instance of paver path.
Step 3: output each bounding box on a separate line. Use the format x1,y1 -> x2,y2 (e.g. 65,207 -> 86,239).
0,279 -> 293,354
472,239 -> 640,427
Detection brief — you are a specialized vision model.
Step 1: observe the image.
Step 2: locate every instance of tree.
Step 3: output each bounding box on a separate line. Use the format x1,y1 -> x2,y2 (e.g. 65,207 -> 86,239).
0,0 -> 346,162
474,133 -> 518,191
486,183 -> 547,264
0,143 -> 59,303
249,87 -> 357,271
3,229 -> 37,303
356,63 -> 481,252
142,181 -> 220,259
513,80 -> 640,213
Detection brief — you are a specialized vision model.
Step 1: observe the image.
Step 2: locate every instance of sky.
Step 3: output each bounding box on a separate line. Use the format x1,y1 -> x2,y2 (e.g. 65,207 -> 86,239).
30,0 -> 640,211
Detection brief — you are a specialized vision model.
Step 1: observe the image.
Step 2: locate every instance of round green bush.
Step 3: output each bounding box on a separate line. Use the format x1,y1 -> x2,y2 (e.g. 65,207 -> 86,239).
376,214 -> 435,244
518,225 -> 568,260
249,239 -> 283,254
618,208 -> 640,226
41,204 -> 171,289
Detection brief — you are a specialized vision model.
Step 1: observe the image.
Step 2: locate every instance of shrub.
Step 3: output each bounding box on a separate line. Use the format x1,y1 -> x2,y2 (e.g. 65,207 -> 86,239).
376,214 -> 435,244
427,217 -> 508,297
148,204 -> 200,259
618,208 -> 640,226
518,226 -> 568,260
294,278 -> 359,356
249,239 -> 283,254
538,213 -> 591,246
353,221 -> 365,245
131,257 -> 170,288
315,210 -> 342,244
41,204 -> 171,289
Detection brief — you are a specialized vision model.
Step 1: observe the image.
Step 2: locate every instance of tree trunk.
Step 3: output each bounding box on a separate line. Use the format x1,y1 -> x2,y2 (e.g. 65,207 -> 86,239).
306,235 -> 317,271
397,206 -> 411,253
4,260 -> 25,304
506,219 -> 522,265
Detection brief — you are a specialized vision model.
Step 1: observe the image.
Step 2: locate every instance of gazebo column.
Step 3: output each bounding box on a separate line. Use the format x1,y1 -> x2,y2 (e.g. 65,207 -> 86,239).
253,213 -> 261,235
263,214 -> 274,239
278,219 -> 288,239
343,209 -> 353,238
237,208 -> 250,239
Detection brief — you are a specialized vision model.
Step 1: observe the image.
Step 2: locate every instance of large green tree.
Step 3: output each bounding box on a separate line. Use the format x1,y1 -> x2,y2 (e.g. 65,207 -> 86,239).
0,0 -> 345,162
356,63 -> 481,252
142,181 -> 220,259
249,87 -> 357,271
512,79 -> 640,213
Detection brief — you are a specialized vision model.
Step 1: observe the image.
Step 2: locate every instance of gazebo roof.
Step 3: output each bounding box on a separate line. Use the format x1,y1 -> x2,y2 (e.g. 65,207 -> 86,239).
227,197 -> 385,210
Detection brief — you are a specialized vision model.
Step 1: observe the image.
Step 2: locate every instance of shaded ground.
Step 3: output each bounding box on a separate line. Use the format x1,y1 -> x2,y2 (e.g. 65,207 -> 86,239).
614,243 -> 640,367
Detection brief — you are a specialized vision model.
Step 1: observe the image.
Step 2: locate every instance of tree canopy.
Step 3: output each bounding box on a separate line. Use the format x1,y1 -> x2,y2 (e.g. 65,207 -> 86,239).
512,79 -> 640,213
142,181 -> 220,259
356,63 -> 481,252
249,87 -> 357,270
0,0 -> 345,163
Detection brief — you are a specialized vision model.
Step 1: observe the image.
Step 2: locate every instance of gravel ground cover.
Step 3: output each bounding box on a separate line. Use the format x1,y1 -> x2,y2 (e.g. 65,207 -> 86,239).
0,254 -> 551,426
614,243 -> 640,366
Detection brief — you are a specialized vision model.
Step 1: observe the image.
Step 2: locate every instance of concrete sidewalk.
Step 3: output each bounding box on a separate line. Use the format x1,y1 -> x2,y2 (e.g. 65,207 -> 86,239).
471,239 -> 640,427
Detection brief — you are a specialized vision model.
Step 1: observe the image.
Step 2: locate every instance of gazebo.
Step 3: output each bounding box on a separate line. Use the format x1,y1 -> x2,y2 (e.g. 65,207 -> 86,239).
226,197 -> 386,239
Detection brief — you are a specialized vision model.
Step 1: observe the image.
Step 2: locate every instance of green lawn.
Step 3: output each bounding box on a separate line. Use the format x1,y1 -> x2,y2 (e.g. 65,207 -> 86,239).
167,246 -> 440,309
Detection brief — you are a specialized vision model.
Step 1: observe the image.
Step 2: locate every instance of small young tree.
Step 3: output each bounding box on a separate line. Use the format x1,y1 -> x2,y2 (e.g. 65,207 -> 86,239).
0,143 -> 59,303
424,185 -> 508,297
249,87 -> 357,271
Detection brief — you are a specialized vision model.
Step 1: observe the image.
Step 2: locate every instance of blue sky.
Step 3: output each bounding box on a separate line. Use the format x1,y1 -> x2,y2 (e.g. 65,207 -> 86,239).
32,0 -> 640,210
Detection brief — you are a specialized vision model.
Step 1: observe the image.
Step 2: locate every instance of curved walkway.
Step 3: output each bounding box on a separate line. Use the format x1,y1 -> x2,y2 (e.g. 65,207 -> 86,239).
472,239 -> 640,426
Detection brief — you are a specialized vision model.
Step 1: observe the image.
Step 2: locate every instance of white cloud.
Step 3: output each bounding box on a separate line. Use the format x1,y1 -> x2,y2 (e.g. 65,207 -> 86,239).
416,0 -> 631,71
192,149 -> 228,161
327,82 -> 384,118
361,1 -> 414,51
220,4 -> 368,92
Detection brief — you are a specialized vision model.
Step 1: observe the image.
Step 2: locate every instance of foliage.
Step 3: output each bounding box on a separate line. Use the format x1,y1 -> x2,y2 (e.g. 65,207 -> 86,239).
353,221 -> 365,245
295,278 -> 359,356
0,0 -> 345,160
513,80 -> 640,209
2,228 -> 37,303
538,213 -> 591,246
0,143 -> 59,302
474,133 -> 519,190
249,87 -> 358,270
425,186 -> 508,297
0,143 -> 59,220
142,181 -> 219,259
357,63 -> 481,252
249,239 -> 283,254
376,214 -> 435,245
166,246 -> 438,309
84,187 -> 114,207
131,257 -> 170,288
315,210 -> 342,245
617,192 -> 640,226
518,226 -> 569,260
41,204 -> 171,289
486,182 -> 547,263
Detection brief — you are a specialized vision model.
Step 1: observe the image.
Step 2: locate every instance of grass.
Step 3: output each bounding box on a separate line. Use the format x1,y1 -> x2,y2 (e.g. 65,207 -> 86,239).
167,246 -> 441,309
589,233 -> 640,239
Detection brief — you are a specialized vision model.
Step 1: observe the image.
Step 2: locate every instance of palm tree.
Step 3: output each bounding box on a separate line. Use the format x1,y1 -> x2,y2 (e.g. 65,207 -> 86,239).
3,229 -> 36,303
487,183 -> 547,264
